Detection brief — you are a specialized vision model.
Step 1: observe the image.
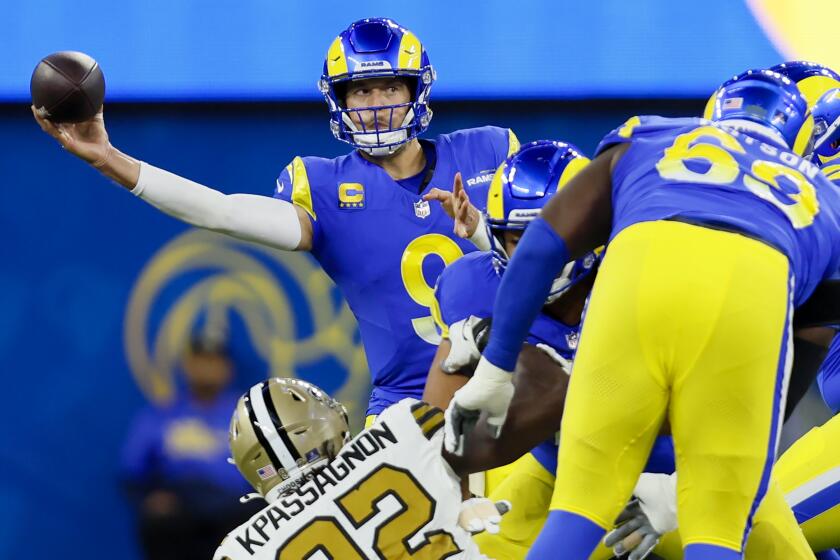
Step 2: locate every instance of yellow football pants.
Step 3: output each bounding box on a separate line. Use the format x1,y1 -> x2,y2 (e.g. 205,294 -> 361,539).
775,412 -> 840,553
650,478 -> 814,559
475,453 -> 556,559
549,220 -> 792,554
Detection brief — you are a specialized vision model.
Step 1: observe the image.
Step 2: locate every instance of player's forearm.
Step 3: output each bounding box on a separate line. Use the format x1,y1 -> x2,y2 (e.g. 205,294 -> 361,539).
422,341 -> 471,410
447,345 -> 568,475
129,162 -> 305,250
96,145 -> 142,189
483,218 -> 570,371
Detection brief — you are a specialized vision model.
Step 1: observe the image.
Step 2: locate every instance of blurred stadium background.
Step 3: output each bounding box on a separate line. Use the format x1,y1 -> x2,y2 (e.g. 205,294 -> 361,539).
1,1 -> 834,558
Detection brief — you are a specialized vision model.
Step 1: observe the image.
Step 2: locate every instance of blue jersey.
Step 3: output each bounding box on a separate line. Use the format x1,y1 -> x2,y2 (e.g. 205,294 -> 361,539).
434,251 -> 581,359
597,116 -> 840,306
434,251 -> 676,474
434,251 -> 580,474
817,331 -> 840,414
274,127 -> 519,415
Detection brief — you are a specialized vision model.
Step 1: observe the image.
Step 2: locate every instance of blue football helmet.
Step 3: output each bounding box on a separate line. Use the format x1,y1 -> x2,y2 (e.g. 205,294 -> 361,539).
711,69 -> 812,154
770,61 -> 840,105
485,140 -> 599,302
810,88 -> 840,165
319,18 -> 435,156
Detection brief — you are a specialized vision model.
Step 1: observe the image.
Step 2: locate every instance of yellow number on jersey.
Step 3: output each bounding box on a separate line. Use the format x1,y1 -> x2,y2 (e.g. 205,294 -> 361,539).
277,464 -> 461,559
655,126 -> 744,185
276,518 -> 366,559
401,234 -> 464,345
655,126 -> 820,229
337,464 -> 461,559
744,160 -> 819,228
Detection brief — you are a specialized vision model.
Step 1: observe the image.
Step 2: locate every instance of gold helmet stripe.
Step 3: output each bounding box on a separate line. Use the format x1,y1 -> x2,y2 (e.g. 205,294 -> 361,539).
248,383 -> 301,475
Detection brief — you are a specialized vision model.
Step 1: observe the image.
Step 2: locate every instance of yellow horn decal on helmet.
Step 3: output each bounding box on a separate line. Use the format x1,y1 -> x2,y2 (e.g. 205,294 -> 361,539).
486,163 -> 508,221
797,75 -> 840,107
822,163 -> 840,181
326,36 -> 348,77
398,31 -> 422,70
703,89 -> 719,119
793,113 -> 815,156
557,156 -> 591,190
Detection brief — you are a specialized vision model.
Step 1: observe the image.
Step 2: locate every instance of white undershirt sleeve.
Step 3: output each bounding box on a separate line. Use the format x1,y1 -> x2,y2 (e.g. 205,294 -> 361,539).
468,213 -> 491,251
131,162 -> 303,251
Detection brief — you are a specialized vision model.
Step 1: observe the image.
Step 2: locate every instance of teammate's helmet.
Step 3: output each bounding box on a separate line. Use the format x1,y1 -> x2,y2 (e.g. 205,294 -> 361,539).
711,69 -> 812,154
485,140 -> 599,302
229,378 -> 350,502
319,18 -> 435,156
770,61 -> 840,105
703,62 -> 840,138
811,89 -> 840,165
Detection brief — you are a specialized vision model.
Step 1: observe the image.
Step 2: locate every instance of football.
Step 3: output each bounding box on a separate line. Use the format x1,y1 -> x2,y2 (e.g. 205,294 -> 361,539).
30,51 -> 105,123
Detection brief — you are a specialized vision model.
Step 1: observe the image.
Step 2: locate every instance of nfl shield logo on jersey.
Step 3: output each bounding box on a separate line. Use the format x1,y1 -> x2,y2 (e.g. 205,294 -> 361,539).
566,331 -> 579,349
414,199 -> 431,219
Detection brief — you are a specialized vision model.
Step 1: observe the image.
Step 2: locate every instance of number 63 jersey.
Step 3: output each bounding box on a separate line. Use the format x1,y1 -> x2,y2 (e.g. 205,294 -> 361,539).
598,115 -> 840,306
214,399 -> 487,560
273,127 -> 519,416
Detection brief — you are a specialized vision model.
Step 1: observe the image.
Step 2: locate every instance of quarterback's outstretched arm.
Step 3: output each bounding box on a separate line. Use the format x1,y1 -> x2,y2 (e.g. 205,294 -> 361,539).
32,106 -> 312,251
445,144 -> 624,454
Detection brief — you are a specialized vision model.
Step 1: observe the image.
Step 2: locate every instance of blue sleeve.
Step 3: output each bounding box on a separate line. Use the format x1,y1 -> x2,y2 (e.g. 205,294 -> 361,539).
119,408 -> 163,484
483,218 -> 570,371
434,257 -> 496,329
595,115 -> 700,156
817,332 -> 840,413
273,165 -> 293,202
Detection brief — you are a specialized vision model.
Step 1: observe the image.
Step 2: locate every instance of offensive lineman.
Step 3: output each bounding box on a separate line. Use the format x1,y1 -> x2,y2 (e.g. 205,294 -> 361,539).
606,85 -> 840,560
447,70 -> 840,559
427,140 -> 679,560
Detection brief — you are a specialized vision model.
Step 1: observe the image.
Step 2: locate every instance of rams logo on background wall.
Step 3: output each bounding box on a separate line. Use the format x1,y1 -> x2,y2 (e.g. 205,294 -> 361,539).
124,229 -> 370,427
747,1 -> 840,70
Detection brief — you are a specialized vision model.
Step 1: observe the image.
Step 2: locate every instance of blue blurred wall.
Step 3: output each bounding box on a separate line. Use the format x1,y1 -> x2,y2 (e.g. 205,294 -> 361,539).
0,99 -> 701,559
5,0 -> 782,99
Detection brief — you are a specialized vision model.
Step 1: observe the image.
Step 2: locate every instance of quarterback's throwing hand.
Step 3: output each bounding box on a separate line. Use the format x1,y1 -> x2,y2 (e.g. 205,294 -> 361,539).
444,356 -> 515,455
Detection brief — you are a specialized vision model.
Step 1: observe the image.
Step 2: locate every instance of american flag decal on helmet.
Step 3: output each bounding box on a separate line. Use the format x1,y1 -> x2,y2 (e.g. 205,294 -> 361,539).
257,464 -> 277,480
723,97 -> 743,110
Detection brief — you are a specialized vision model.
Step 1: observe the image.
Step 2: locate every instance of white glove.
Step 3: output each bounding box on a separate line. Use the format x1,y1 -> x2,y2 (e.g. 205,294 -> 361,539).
604,473 -> 678,559
458,497 -> 511,534
634,472 -> 678,534
603,500 -> 660,560
442,316 -> 485,374
444,356 -> 515,455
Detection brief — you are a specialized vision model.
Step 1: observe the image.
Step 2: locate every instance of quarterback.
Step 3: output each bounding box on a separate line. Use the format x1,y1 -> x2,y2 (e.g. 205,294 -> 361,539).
32,17 -> 518,419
